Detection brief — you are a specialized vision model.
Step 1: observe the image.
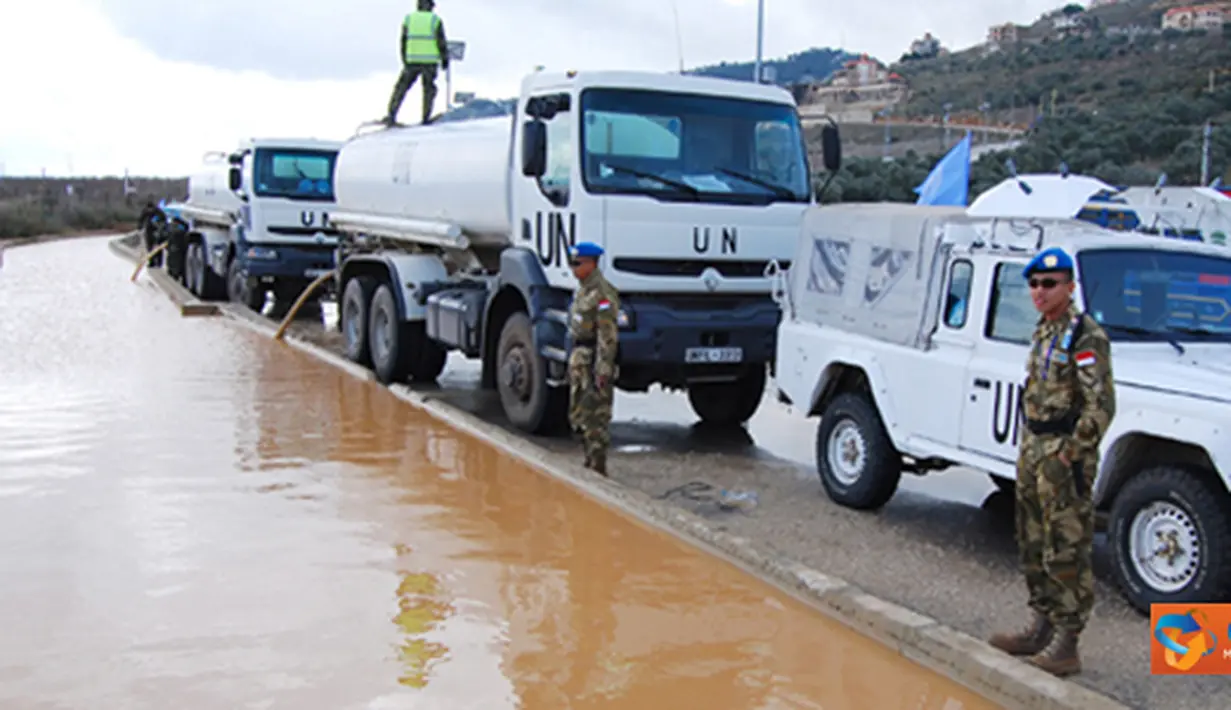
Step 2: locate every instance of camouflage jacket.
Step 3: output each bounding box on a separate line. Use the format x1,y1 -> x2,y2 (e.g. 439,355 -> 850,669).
569,268 -> 621,379
1021,301 -> 1117,459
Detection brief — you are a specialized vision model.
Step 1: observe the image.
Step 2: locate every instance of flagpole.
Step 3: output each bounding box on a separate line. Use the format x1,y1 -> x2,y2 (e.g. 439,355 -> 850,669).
754,0 -> 764,83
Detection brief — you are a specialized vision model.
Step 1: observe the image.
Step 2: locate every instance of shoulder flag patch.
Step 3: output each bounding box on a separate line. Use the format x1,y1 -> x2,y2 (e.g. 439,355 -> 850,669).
597,299 -> 612,311
1075,350 -> 1096,368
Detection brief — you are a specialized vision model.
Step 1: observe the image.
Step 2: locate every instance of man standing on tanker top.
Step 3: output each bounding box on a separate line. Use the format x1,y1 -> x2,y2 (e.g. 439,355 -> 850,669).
383,0 -> 449,126
989,246 -> 1116,677
567,242 -> 621,476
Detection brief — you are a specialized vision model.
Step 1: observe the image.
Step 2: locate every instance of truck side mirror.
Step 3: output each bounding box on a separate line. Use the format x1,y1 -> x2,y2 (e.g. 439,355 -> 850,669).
227,166 -> 243,191
521,120 -> 547,177
821,125 -> 841,172
227,152 -> 244,166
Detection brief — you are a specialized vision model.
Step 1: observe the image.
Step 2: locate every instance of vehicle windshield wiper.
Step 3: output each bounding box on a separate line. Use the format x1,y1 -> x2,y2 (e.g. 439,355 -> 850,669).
714,167 -> 797,199
1104,323 -> 1184,355
602,164 -> 699,199
1168,326 -> 1220,336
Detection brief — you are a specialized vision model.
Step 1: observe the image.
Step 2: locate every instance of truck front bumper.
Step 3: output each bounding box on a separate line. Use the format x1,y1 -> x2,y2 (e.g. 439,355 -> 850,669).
607,295 -> 780,388
241,243 -> 337,281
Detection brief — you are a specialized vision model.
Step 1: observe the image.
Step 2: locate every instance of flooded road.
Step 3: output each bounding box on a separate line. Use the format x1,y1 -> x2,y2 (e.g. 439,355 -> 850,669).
0,237 -> 996,708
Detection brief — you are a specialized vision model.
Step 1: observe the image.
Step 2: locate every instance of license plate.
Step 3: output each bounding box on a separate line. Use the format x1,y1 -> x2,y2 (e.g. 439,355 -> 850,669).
304,268 -> 331,278
685,346 -> 743,364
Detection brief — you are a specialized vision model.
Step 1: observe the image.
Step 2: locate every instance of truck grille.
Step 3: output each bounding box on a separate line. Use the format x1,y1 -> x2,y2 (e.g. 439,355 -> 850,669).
612,258 -> 789,278
267,226 -> 342,237
621,294 -> 777,310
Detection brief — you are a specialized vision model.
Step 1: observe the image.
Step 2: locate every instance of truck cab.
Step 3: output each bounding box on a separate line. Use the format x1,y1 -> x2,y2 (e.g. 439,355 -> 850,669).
773,203 -> 1231,612
178,138 -> 342,311
224,139 -> 342,310
510,71 -> 838,425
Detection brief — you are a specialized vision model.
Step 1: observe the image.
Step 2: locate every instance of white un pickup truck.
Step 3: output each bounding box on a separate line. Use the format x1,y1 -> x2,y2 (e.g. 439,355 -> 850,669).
769,200 -> 1231,613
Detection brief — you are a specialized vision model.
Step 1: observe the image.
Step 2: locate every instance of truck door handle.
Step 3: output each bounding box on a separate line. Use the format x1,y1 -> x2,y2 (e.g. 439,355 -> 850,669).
973,378 -> 991,389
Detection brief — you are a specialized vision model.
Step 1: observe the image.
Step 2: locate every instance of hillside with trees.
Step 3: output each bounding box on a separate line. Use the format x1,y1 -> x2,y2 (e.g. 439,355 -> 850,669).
0,177 -> 185,240
688,47 -> 857,85
819,0 -> 1231,199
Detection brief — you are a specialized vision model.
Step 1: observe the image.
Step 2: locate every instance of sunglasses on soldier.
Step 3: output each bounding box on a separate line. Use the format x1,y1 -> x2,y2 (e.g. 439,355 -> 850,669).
1028,277 -> 1066,290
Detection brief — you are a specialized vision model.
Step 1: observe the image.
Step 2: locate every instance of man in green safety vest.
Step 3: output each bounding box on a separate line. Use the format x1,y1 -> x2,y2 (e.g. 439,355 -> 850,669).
382,0 -> 450,126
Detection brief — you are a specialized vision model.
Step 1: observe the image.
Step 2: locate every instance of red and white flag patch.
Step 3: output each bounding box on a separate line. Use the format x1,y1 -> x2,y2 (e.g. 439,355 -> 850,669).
1075,350 -> 1096,368
598,299 -> 612,311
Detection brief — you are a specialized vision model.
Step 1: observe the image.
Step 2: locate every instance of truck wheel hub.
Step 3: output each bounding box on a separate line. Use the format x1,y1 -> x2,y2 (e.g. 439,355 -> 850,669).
372,310 -> 391,359
502,348 -> 530,400
1129,501 -> 1200,593
827,420 -> 866,485
344,302 -> 361,343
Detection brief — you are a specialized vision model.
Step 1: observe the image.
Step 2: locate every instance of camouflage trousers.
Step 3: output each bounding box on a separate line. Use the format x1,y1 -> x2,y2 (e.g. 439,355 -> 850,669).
386,63 -> 438,124
1015,433 -> 1097,633
567,346 -> 613,471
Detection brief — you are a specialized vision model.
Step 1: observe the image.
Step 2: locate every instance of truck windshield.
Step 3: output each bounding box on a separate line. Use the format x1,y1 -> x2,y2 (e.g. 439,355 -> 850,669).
253,148 -> 337,202
579,88 -> 810,205
1078,247 -> 1231,342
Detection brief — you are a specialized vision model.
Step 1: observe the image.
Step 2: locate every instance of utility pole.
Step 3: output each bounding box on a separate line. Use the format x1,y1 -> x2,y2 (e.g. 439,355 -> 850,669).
942,102 -> 953,151
1200,120 -> 1212,185
754,0 -> 764,83
882,107 -> 892,161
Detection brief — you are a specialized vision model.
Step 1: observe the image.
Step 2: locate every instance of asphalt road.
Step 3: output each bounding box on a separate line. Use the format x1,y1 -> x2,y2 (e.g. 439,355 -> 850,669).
278,309 -> 1214,710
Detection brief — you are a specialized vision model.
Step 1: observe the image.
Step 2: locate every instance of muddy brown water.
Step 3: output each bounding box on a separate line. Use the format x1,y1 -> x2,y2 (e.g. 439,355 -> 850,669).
0,238 -> 996,709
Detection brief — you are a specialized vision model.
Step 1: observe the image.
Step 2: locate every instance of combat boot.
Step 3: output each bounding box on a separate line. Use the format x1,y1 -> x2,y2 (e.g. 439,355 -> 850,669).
1027,628 -> 1081,677
988,612 -> 1053,656
590,454 -> 608,477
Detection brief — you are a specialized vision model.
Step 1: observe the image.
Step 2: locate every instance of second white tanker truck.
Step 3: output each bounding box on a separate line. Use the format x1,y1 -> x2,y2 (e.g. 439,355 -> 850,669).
329,69 -> 841,435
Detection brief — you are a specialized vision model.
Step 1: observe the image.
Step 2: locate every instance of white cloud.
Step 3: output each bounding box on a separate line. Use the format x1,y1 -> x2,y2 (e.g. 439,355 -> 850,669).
2,0 -> 1065,177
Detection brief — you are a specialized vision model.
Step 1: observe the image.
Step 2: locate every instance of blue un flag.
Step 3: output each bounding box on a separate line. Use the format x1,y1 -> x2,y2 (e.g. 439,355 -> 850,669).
914,131 -> 973,206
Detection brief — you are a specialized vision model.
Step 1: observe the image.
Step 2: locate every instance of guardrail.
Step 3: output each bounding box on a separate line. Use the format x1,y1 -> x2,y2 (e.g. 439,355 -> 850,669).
801,113 -> 1028,137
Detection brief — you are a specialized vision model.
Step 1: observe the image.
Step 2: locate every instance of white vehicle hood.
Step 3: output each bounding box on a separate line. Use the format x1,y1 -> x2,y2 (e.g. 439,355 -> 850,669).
1113,346 -> 1231,405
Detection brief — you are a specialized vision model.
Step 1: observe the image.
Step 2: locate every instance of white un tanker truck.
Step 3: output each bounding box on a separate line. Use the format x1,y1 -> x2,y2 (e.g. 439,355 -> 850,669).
176,138 -> 342,311
328,69 -> 841,435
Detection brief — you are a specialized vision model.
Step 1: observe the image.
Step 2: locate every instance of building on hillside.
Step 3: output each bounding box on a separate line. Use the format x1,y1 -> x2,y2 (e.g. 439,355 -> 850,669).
1106,23 -> 1161,37
1161,4 -> 1227,30
986,22 -> 1022,46
791,54 -> 908,115
827,54 -> 893,87
1050,10 -> 1098,38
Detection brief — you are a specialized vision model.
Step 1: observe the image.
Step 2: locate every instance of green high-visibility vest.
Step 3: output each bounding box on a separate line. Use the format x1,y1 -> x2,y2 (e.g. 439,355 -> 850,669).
403,11 -> 441,64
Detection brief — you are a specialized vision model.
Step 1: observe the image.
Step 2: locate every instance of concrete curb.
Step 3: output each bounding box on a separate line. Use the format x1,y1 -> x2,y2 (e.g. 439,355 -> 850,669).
110,243 -> 1130,710
109,237 -> 219,317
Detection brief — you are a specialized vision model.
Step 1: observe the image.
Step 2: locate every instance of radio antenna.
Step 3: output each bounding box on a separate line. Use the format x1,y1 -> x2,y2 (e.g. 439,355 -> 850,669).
671,0 -> 686,73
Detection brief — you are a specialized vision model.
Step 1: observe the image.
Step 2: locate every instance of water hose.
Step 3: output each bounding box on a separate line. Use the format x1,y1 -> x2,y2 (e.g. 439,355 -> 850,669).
130,240 -> 171,282
273,269 -> 337,341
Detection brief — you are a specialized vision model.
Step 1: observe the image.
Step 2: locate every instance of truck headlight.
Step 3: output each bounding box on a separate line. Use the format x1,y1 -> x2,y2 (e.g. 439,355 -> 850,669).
617,308 -> 634,329
246,246 -> 278,260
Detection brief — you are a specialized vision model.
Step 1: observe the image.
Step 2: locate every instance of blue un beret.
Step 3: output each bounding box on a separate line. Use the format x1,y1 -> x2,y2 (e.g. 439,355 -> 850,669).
1022,247 -> 1074,279
570,241 -> 604,259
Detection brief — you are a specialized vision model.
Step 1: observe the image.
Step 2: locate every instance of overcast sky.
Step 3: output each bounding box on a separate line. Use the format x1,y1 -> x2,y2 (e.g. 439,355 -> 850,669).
2,0 -> 1066,177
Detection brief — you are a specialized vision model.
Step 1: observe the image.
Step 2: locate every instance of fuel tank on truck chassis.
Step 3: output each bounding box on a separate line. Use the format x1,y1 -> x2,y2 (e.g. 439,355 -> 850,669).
186,152 -> 245,226
332,114 -> 518,267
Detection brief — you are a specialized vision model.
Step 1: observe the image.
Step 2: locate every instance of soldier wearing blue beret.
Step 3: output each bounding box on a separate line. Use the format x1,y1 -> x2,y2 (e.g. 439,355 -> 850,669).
566,241 -> 621,475
990,246 -> 1116,677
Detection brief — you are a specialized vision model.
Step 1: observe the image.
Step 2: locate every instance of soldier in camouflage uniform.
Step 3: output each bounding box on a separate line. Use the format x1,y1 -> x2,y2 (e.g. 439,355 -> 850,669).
566,241 -> 621,475
989,247 -> 1116,677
